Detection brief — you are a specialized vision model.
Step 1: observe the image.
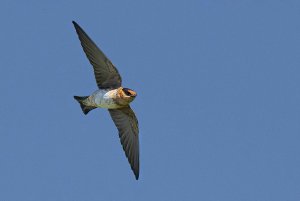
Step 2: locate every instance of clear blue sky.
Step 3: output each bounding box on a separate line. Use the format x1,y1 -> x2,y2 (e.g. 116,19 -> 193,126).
0,0 -> 299,200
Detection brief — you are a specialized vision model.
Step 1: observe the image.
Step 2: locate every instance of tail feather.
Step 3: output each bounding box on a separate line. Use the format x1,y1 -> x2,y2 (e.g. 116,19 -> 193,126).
74,96 -> 96,115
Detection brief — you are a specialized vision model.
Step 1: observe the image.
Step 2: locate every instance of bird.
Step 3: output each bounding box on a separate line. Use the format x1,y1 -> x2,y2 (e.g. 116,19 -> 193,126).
72,21 -> 139,180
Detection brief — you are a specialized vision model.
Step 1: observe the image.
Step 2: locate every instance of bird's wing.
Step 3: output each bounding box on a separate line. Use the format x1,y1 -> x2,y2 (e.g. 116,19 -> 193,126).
72,21 -> 122,89
108,106 -> 139,180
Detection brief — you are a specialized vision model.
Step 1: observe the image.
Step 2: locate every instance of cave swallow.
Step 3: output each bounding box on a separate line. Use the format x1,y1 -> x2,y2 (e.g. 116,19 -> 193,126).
72,21 -> 139,180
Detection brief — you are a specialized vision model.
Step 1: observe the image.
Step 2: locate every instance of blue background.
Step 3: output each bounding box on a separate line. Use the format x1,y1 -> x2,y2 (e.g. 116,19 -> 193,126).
0,0 -> 299,200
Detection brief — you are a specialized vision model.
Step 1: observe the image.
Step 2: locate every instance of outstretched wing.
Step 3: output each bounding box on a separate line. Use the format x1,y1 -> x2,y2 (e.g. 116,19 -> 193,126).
108,106 -> 139,180
72,21 -> 122,89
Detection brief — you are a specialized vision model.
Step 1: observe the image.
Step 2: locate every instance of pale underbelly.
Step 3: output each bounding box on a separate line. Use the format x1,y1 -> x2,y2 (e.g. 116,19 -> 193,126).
95,99 -> 124,109
93,95 -> 124,109
87,89 -> 127,109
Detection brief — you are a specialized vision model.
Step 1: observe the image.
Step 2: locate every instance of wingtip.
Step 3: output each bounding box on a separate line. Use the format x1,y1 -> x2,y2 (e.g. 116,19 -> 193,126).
135,174 -> 139,180
72,21 -> 78,26
134,170 -> 139,180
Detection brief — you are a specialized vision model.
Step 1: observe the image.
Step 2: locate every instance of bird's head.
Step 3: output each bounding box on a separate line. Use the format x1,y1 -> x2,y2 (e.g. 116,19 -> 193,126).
116,87 -> 137,105
122,88 -> 137,101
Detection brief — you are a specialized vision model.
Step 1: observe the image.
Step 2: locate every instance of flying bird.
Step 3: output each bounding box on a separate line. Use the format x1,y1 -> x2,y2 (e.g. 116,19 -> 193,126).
72,21 -> 139,180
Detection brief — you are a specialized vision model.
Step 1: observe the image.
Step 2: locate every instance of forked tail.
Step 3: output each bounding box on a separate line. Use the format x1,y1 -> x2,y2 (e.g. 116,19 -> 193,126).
73,96 -> 96,115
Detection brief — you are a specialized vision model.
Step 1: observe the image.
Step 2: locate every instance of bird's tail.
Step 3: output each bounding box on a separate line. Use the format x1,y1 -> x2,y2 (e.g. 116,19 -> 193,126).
74,96 -> 96,115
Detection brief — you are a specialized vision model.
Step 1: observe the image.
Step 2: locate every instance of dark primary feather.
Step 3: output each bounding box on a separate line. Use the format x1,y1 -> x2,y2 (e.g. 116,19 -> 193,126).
108,106 -> 139,180
72,21 -> 122,89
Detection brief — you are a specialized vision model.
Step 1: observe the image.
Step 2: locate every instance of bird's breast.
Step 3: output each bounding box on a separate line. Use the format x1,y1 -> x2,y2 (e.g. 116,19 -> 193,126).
91,89 -> 124,109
